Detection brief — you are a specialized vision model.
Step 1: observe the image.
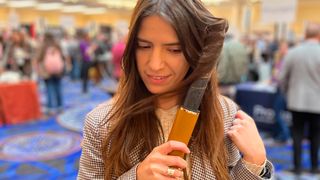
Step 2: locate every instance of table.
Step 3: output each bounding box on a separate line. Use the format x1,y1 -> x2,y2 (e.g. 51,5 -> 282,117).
0,81 -> 41,126
235,82 -> 291,132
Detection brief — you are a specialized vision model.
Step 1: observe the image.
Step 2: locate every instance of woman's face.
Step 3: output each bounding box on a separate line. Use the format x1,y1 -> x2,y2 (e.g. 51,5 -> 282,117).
136,15 -> 190,95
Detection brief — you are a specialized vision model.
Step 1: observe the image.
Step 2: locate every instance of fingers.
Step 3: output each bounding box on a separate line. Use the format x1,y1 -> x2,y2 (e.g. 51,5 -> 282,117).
150,141 -> 189,169
163,155 -> 188,169
149,164 -> 184,179
149,152 -> 188,169
229,115 -> 252,137
227,127 -> 239,139
148,163 -> 184,179
138,141 -> 189,180
235,110 -> 252,120
228,117 -> 248,139
232,118 -> 247,126
162,166 -> 184,179
228,110 -> 266,164
154,140 -> 190,155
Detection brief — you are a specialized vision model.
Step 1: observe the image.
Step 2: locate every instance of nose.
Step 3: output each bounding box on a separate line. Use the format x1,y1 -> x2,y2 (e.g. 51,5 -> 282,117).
148,47 -> 164,71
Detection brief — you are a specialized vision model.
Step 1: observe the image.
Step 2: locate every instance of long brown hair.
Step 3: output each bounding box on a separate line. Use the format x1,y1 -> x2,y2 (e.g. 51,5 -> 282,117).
102,0 -> 229,179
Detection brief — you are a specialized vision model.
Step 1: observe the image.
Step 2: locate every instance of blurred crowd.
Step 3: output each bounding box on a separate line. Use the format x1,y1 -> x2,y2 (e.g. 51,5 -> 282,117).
218,22 -> 320,175
0,26 -> 126,115
0,22 -> 319,124
218,31 -> 297,87
0,19 -> 319,177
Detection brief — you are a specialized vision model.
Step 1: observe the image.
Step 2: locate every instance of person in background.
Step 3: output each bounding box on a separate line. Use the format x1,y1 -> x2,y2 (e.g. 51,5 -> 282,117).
111,32 -> 126,81
79,31 -> 95,93
93,31 -> 113,80
271,40 -> 291,143
69,32 -> 82,81
78,0 -> 274,179
0,35 -> 4,62
60,32 -> 72,77
217,34 -> 249,99
280,23 -> 320,175
7,30 -> 32,78
36,32 -> 65,115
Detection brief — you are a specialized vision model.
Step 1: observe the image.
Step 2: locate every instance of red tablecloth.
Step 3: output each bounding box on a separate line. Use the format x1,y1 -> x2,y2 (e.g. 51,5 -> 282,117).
0,81 -> 41,126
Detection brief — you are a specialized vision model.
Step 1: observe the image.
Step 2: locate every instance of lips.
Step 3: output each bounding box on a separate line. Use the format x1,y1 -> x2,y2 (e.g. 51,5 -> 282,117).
146,74 -> 170,84
148,75 -> 169,80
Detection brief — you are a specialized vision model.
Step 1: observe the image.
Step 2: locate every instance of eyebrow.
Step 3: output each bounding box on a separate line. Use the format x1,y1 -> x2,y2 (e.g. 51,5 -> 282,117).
137,38 -> 180,46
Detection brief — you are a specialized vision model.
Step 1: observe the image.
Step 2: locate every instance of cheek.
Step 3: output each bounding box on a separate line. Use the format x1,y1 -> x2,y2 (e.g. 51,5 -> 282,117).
180,65 -> 190,78
135,54 -> 145,75
171,64 -> 189,82
176,58 -> 189,77
135,53 -> 142,67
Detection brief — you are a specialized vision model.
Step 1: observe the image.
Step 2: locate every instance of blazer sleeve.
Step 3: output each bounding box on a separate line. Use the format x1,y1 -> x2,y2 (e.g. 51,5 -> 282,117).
230,159 -> 274,179
117,164 -> 139,180
77,113 -> 105,180
221,97 -> 275,179
77,102 -> 140,180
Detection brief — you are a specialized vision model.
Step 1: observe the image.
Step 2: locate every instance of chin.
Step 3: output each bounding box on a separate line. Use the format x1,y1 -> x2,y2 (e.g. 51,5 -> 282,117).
146,86 -> 168,95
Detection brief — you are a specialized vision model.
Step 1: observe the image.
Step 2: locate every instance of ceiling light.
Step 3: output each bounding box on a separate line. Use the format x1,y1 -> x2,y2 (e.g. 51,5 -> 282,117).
62,0 -> 79,2
36,2 -> 63,11
202,0 -> 228,5
98,0 -> 136,9
251,0 -> 261,3
7,0 -> 36,8
83,7 -> 106,15
62,5 -> 86,13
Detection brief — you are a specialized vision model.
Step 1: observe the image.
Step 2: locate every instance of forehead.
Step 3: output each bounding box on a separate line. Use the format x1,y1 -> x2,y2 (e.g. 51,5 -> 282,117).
137,15 -> 179,42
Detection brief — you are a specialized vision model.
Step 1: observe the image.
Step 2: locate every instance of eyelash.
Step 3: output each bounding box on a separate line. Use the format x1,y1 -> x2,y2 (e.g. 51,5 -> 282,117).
137,44 -> 151,49
137,44 -> 182,54
168,49 -> 182,53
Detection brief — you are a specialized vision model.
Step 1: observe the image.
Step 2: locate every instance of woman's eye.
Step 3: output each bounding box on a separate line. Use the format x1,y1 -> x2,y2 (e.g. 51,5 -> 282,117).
168,48 -> 182,53
137,44 -> 151,49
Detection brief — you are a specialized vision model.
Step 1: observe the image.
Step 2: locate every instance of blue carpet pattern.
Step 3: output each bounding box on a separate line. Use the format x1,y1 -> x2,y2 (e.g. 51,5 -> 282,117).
0,118 -> 82,180
0,131 -> 81,162
39,79 -> 111,109
55,79 -> 111,132
57,102 -> 102,132
0,77 -> 320,179
0,78 -> 112,180
264,139 -> 320,179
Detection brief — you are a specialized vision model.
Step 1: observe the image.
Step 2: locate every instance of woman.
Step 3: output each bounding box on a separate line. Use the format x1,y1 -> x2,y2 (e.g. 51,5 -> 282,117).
37,33 -> 64,115
79,31 -> 96,93
271,40 -> 290,143
78,0 -> 274,179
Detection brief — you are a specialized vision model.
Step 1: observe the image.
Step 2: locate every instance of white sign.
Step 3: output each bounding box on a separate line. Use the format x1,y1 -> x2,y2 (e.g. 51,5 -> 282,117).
60,16 -> 75,30
261,0 -> 297,23
8,10 -> 20,29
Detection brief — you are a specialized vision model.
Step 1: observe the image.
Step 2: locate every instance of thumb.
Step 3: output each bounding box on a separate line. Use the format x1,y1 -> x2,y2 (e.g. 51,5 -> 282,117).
235,110 -> 251,120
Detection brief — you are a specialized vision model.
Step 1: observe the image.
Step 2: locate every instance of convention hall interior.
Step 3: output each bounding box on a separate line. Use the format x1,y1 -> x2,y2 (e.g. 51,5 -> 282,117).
0,0 -> 320,179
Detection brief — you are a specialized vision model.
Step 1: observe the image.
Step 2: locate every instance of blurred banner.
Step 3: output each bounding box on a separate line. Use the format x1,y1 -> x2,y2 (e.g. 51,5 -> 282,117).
261,0 -> 297,23
8,9 -> 20,29
60,15 -> 75,31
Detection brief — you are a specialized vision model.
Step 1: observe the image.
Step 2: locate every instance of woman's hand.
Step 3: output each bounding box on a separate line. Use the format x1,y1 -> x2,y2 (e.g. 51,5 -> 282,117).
137,140 -> 190,180
227,110 -> 266,165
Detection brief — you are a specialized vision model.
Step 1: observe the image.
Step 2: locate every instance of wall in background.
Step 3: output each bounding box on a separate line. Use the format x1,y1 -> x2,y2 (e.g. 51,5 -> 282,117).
0,0 -> 319,38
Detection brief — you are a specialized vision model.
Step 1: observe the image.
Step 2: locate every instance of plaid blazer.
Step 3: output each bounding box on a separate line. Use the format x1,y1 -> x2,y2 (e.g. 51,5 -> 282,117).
78,97 -> 274,180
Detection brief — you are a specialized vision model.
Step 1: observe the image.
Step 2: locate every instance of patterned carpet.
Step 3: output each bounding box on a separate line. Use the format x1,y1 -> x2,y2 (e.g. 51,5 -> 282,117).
0,78 -> 111,179
264,138 -> 320,179
0,118 -> 81,180
57,102 -> 101,132
0,78 -> 319,179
